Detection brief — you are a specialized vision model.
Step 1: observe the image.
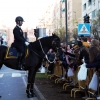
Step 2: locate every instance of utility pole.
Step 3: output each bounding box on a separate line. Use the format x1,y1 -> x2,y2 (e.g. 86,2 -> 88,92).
65,0 -> 68,43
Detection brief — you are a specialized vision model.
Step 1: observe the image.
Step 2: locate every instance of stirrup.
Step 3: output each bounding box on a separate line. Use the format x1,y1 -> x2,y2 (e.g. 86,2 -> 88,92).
18,64 -> 23,70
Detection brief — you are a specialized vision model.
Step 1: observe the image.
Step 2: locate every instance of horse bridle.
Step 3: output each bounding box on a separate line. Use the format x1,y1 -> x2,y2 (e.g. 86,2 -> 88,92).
39,39 -> 58,63
52,40 -> 60,51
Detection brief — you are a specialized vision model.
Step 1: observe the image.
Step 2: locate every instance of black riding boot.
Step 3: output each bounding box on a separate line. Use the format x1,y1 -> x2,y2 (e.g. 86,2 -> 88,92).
18,53 -> 24,70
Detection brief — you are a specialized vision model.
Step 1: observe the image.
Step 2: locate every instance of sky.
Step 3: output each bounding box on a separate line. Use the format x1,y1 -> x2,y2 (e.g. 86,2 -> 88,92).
0,0 -> 54,29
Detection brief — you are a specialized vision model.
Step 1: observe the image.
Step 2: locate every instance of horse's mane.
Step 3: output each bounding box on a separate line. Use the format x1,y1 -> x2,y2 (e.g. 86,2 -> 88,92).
30,36 -> 52,49
30,34 -> 60,51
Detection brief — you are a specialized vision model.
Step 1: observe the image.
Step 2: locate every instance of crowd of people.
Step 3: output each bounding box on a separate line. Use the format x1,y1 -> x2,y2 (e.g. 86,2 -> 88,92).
44,36 -> 100,99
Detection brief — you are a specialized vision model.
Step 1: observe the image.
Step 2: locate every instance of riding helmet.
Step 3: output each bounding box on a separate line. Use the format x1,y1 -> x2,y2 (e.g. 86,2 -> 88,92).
15,16 -> 24,22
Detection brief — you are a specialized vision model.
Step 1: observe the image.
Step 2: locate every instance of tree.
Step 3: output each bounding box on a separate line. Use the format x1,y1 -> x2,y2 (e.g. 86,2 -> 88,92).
54,27 -> 66,42
91,11 -> 100,39
72,28 -> 78,41
69,18 -> 79,40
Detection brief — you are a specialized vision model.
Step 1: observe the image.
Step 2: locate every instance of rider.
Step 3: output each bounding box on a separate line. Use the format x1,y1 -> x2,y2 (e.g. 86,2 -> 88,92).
11,16 -> 29,70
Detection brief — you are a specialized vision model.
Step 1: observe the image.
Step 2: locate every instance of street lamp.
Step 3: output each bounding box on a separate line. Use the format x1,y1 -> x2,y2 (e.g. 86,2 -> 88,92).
65,0 -> 68,43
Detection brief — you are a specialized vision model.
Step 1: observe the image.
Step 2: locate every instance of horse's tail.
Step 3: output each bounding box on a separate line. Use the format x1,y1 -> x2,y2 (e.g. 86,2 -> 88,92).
0,56 -> 3,69
0,63 -> 3,69
0,46 -> 7,69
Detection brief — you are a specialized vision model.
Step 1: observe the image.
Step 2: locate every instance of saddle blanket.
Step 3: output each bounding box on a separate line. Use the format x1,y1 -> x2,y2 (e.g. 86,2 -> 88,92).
5,47 -> 29,59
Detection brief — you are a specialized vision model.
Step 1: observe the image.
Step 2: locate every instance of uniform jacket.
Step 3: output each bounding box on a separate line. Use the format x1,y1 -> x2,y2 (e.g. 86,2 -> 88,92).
11,25 -> 26,53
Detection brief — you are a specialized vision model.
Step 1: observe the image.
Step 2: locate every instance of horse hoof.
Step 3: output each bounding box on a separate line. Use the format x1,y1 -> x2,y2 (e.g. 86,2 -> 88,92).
31,93 -> 37,97
27,94 -> 31,98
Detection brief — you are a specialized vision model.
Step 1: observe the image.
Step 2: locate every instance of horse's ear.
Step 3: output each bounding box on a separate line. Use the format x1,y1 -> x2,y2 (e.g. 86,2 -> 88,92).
52,33 -> 56,36
52,33 -> 54,36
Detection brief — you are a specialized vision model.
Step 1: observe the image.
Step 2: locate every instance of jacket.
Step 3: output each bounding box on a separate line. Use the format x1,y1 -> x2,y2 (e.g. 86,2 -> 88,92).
82,42 -> 90,48
86,54 -> 100,69
79,46 -> 89,61
11,25 -> 26,53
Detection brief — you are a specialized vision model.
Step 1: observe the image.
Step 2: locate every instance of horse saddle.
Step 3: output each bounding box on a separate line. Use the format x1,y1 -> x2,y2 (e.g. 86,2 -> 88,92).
5,47 -> 29,59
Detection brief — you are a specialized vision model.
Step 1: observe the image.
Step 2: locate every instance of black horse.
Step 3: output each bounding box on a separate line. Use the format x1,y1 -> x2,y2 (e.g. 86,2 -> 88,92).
0,34 -> 62,98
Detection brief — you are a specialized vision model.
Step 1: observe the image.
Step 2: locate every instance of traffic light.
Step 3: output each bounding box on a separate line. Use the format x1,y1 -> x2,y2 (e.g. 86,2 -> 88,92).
34,29 -> 39,40
84,14 -> 90,23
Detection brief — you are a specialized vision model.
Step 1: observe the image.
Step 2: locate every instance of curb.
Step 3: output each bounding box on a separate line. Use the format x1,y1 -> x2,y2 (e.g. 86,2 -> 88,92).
34,84 -> 46,100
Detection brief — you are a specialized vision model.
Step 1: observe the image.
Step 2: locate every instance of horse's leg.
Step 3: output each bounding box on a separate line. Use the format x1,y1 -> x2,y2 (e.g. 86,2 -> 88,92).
30,65 -> 40,97
30,83 -> 35,97
26,83 -> 31,97
26,70 -> 32,98
26,68 -> 36,98
29,73 -> 36,97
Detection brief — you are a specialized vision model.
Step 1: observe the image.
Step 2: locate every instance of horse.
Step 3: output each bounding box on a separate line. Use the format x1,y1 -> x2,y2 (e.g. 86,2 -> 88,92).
0,34 -> 62,98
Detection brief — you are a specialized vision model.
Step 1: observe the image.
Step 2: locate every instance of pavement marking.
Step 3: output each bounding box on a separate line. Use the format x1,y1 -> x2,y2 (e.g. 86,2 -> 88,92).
22,77 -> 27,86
0,74 -> 4,78
0,71 -> 26,74
12,73 -> 21,77
34,84 -> 46,100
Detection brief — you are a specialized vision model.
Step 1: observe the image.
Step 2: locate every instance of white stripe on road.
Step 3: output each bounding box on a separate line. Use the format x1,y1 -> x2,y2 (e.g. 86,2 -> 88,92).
22,77 -> 38,100
22,77 -> 27,86
0,71 -> 26,74
0,74 -> 4,78
12,73 -> 21,77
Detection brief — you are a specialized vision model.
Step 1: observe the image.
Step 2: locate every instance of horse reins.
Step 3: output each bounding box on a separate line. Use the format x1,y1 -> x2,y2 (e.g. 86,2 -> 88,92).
28,45 -> 41,58
39,40 -> 56,63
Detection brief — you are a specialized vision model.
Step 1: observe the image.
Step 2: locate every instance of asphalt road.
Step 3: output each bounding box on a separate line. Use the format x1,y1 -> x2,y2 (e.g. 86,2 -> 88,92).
0,65 -> 38,100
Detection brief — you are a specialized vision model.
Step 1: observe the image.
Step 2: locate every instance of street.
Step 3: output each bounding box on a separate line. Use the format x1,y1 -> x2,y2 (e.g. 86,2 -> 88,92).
0,65 -> 38,100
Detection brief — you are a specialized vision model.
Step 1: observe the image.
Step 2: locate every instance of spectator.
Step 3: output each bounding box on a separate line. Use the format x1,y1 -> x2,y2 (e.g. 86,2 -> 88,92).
90,39 -> 100,49
86,46 -> 100,70
81,37 -> 90,48
76,41 -> 89,65
47,49 -> 55,74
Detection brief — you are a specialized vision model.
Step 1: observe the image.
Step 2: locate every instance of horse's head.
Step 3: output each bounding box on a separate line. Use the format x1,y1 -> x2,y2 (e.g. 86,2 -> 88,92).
51,33 -> 63,57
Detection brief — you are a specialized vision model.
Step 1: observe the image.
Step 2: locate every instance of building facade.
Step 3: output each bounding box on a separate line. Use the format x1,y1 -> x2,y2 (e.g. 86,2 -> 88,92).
38,0 -> 82,37
67,0 -> 82,31
82,0 -> 100,19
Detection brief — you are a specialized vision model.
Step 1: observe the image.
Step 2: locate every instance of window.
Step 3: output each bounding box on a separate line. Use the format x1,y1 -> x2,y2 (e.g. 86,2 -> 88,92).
88,0 -> 92,6
62,8 -> 65,12
89,12 -> 92,19
92,9 -> 96,18
68,2 -> 70,10
92,0 -> 95,6
62,0 -> 65,3
83,3 -> 86,10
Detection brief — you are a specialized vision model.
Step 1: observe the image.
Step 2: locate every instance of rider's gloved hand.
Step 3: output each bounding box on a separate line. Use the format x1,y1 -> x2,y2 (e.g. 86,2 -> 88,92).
25,41 -> 29,46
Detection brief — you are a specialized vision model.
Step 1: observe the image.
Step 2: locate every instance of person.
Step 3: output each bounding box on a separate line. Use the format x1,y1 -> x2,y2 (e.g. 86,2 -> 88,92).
86,46 -> 100,70
11,16 -> 29,70
81,37 -> 90,48
73,41 -> 89,65
90,39 -> 100,49
47,49 -> 55,74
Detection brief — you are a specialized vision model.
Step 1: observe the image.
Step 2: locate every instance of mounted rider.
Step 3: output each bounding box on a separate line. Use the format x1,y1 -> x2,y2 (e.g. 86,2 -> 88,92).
11,16 -> 30,70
